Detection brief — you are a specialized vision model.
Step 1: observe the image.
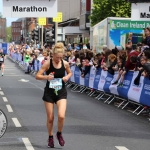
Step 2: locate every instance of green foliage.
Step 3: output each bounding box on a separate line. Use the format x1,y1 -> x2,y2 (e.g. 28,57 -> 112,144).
6,26 -> 12,42
90,0 -> 131,26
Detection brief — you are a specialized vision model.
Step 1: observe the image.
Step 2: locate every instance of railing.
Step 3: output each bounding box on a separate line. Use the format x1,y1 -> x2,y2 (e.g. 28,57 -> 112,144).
9,52 -> 150,116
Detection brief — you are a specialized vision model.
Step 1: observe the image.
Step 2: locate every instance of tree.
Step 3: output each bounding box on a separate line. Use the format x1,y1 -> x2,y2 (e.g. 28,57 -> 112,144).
6,26 -> 12,42
90,0 -> 131,26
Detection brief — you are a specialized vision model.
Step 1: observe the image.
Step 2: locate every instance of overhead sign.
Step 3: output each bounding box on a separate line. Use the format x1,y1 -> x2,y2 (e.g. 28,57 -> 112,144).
131,3 -> 150,20
38,18 -> 46,25
3,0 -> 57,17
53,12 -> 62,22
110,20 -> 150,30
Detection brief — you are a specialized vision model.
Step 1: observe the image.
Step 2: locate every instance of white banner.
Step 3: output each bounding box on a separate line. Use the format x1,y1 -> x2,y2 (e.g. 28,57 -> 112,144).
70,65 -> 75,82
98,70 -> 107,91
89,66 -> 96,88
3,0 -> 57,17
109,71 -> 119,95
128,71 -> 144,103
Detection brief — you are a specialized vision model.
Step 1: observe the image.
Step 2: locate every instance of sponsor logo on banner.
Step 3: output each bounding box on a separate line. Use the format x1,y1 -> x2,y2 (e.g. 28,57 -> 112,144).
117,71 -> 133,99
0,110 -> 7,138
80,75 -> 85,86
103,72 -> 113,93
98,70 -> 108,91
70,66 -> 75,82
140,77 -> 150,106
84,73 -> 90,87
89,66 -> 96,88
109,71 -> 119,95
74,67 -> 80,84
93,68 -> 101,90
128,71 -> 144,103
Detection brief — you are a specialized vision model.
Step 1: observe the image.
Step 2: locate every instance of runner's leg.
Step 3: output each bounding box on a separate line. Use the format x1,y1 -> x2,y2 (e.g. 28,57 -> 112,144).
56,99 -> 67,132
44,101 -> 54,136
1,63 -> 4,76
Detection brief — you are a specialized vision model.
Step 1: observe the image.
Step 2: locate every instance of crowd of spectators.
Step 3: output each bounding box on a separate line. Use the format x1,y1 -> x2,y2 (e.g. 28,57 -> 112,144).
8,27 -> 150,87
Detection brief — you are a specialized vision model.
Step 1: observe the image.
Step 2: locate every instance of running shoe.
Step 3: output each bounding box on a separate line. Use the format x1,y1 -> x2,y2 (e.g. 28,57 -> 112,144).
56,133 -> 65,146
112,81 -> 118,85
47,137 -> 54,148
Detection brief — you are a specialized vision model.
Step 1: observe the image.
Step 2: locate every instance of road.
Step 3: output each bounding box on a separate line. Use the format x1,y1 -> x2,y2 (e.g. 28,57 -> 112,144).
0,57 -> 150,150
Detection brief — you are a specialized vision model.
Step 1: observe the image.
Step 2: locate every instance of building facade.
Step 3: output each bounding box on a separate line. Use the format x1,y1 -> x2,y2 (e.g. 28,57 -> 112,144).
20,0 -> 91,45
0,18 -> 6,42
58,0 -> 91,44
11,19 -> 22,44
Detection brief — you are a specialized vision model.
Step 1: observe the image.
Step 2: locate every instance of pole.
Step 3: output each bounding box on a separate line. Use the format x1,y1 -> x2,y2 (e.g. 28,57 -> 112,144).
41,25 -> 43,47
55,22 -> 58,44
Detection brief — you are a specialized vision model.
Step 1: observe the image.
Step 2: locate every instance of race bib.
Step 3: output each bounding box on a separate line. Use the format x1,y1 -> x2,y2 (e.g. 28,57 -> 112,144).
0,58 -> 4,61
49,78 -> 62,91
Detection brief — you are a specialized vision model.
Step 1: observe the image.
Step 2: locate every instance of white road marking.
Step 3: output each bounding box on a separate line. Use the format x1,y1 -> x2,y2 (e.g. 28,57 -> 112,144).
0,87 -> 1,90
12,118 -> 22,127
6,105 -> 13,112
2,97 -> 8,102
28,82 -> 44,91
19,79 -> 29,82
22,138 -> 35,150
115,146 -> 129,150
0,91 -> 4,95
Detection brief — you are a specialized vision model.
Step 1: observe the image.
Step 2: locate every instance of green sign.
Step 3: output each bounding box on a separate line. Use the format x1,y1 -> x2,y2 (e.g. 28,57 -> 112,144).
110,20 -> 150,30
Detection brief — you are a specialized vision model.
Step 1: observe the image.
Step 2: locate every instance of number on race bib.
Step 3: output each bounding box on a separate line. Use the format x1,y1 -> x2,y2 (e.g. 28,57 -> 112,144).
49,78 -> 62,91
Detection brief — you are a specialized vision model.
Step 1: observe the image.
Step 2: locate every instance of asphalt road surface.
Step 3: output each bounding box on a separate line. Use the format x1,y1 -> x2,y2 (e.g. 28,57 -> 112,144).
0,57 -> 150,150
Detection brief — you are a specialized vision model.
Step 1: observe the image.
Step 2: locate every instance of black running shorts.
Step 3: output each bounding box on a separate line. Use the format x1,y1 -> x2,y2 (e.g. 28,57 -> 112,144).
42,87 -> 67,103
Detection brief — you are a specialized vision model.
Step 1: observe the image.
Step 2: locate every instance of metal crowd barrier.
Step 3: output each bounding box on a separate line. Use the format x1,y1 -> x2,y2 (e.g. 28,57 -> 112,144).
9,52 -> 150,117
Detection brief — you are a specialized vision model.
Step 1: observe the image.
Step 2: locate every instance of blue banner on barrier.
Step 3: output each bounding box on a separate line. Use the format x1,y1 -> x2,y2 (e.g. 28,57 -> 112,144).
117,71 -> 134,99
103,72 -> 114,93
84,73 -> 90,87
140,77 -> 150,106
93,68 -> 101,90
9,57 -> 150,107
2,43 -> 8,54
74,66 -> 80,84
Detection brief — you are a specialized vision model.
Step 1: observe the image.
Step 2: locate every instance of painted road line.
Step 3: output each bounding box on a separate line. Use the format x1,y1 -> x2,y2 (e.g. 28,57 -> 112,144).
0,91 -> 4,95
115,146 -> 129,150
12,118 -> 22,127
2,97 -> 8,102
6,105 -> 13,112
0,87 -> 1,90
22,138 -> 35,150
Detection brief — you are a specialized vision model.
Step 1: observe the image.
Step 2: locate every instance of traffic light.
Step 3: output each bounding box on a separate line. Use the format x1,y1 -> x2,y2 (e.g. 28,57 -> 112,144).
31,30 -> 34,40
34,28 -> 41,42
51,25 -> 56,41
44,28 -> 51,43
20,34 -> 23,41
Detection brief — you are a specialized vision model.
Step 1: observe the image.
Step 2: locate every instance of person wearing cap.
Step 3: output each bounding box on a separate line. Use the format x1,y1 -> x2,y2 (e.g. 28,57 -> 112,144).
102,45 -> 108,53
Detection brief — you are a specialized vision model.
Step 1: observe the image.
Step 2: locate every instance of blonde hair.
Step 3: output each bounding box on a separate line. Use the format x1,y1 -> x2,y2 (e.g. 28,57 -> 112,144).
53,42 -> 64,54
108,54 -> 116,62
42,50 -> 48,55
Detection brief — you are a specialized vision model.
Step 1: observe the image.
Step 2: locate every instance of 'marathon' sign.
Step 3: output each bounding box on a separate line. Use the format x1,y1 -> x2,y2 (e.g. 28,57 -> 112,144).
131,3 -> 150,21
12,6 -> 47,12
110,20 -> 150,30
3,0 -> 57,17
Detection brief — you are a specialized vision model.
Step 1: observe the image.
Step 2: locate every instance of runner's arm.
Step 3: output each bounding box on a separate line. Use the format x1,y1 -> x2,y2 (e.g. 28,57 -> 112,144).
64,61 -> 72,79
35,60 -> 49,80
